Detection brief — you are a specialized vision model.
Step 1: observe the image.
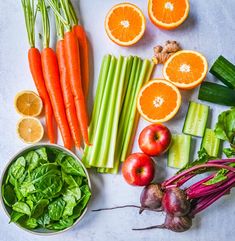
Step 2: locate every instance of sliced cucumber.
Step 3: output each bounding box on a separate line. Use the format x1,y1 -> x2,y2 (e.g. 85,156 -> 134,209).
210,56 -> 235,89
168,134 -> 191,169
183,101 -> 209,137
201,128 -> 220,157
198,82 -> 235,106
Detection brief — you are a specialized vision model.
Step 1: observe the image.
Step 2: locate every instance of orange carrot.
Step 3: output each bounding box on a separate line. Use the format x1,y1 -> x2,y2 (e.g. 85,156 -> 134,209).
41,47 -> 73,149
73,25 -> 90,100
38,0 -> 73,149
21,0 -> 55,143
64,30 -> 90,145
28,48 -> 55,143
56,39 -> 81,148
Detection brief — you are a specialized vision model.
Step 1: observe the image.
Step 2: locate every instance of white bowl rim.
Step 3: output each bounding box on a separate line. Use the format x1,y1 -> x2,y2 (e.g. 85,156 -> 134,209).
0,143 -> 92,236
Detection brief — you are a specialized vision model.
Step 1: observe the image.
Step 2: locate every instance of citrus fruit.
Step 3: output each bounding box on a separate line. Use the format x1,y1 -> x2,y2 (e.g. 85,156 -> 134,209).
17,117 -> 44,144
105,3 -> 146,46
14,90 -> 43,116
163,50 -> 208,89
148,0 -> 190,30
137,79 -> 181,123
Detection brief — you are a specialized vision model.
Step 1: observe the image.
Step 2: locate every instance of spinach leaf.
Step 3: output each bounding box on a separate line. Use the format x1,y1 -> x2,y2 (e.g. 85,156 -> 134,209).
62,171 -> 79,188
32,199 -> 49,218
9,157 -> 26,186
60,156 -> 86,177
215,108 -> 235,145
14,182 -> 24,201
37,212 -> 50,227
2,184 -> 17,207
25,151 -> 39,172
35,147 -> 48,162
10,211 -> 25,223
48,198 -> 66,221
20,182 -> 35,197
46,217 -> 74,230
12,202 -> 31,216
24,218 -> 38,229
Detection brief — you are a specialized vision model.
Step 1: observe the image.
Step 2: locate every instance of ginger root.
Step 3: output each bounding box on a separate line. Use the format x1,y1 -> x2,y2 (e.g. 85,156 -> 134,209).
153,41 -> 181,64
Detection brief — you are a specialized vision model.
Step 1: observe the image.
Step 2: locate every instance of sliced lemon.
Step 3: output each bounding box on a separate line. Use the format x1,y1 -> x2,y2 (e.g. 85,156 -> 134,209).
14,91 -> 43,117
17,117 -> 44,144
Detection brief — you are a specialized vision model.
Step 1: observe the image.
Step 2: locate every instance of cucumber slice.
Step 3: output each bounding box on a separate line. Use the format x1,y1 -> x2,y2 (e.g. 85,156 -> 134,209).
183,101 -> 209,137
210,56 -> 235,89
201,128 -> 220,157
198,82 -> 235,106
168,134 -> 191,169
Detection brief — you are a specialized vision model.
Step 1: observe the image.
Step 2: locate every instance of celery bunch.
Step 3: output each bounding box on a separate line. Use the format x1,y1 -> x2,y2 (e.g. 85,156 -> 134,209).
82,55 -> 154,173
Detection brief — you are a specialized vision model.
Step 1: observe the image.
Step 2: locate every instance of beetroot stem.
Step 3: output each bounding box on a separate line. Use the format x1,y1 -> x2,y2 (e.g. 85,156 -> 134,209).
133,224 -> 165,231
92,205 -> 162,213
162,163 -> 235,188
191,184 -> 233,216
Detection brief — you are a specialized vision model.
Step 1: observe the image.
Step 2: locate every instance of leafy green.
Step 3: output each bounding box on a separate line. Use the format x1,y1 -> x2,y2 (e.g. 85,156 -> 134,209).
48,198 -> 66,221
215,108 -> 235,145
2,184 -> 17,207
12,202 -> 31,216
2,146 -> 91,231
223,147 -> 235,157
177,148 -> 213,174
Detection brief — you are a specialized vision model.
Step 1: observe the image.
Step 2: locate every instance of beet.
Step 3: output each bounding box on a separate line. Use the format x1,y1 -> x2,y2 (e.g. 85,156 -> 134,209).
162,187 -> 190,217
133,214 -> 192,232
140,184 -> 163,213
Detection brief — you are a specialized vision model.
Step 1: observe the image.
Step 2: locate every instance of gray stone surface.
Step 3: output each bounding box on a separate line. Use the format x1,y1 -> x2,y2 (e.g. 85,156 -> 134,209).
0,0 -> 235,240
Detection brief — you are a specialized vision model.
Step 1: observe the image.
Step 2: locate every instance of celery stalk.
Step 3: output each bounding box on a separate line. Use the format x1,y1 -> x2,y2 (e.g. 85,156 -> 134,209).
89,56 -> 117,166
117,58 -> 142,162
120,60 -> 154,162
82,55 -> 111,167
105,57 -> 129,168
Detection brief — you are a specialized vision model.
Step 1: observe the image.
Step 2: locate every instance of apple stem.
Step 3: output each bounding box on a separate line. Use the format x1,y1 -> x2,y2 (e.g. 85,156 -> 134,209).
92,205 -> 163,213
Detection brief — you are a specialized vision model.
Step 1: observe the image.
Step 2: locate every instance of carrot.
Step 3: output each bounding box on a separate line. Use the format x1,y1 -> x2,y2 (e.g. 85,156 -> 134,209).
56,39 -> 81,148
47,0 -> 90,145
68,0 -> 90,100
21,0 -> 55,143
64,30 -> 90,145
39,0 -> 73,149
73,25 -> 89,100
28,48 -> 55,143
52,0 -> 82,149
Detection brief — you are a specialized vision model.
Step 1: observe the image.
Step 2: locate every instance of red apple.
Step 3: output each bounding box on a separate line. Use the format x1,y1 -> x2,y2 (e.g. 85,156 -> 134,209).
122,153 -> 155,186
138,124 -> 172,156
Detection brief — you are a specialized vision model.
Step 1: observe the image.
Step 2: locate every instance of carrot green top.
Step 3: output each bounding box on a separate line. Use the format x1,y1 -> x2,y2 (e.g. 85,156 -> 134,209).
38,0 -> 50,48
21,0 -> 37,48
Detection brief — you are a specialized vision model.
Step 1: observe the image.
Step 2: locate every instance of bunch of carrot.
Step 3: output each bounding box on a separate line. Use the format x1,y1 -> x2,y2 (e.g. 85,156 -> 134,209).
21,0 -> 90,149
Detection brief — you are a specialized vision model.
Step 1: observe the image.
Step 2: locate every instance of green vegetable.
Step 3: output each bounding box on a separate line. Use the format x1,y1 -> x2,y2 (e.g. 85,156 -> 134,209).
177,148 -> 213,174
223,147 -> 235,157
183,101 -> 209,137
198,82 -> 235,106
2,147 -> 91,231
168,134 -> 192,169
215,108 -> 235,145
83,55 -> 112,167
201,128 -> 221,157
210,55 -> 235,89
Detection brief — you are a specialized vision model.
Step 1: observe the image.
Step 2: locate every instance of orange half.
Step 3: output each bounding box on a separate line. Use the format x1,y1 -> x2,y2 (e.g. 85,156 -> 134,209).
137,79 -> 181,123
163,50 -> 208,89
148,0 -> 190,30
105,3 -> 146,46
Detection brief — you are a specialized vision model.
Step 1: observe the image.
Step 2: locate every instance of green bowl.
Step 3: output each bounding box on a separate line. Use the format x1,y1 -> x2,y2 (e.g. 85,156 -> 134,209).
0,143 -> 91,236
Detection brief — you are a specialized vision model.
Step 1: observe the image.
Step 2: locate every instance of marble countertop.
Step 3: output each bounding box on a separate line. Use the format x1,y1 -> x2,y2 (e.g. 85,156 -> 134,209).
1,0 -> 235,240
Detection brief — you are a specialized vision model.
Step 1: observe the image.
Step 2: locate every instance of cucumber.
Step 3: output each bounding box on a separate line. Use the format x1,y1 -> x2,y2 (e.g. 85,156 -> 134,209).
183,101 -> 209,137
168,134 -> 191,169
198,82 -> 235,106
210,56 -> 235,89
201,128 -> 220,157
